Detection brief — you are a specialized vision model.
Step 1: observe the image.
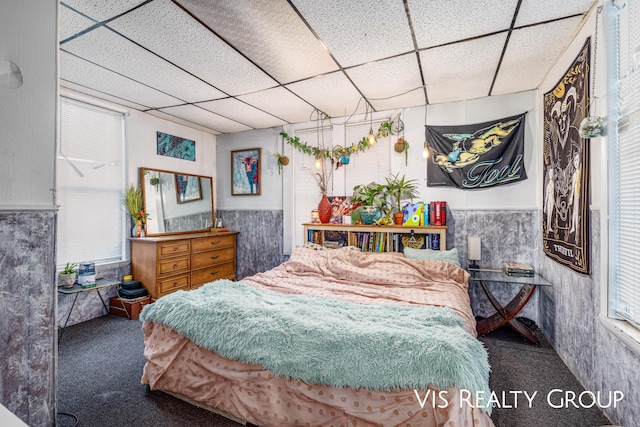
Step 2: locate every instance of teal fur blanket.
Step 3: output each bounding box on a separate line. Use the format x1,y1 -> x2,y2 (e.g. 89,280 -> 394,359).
141,280 -> 490,410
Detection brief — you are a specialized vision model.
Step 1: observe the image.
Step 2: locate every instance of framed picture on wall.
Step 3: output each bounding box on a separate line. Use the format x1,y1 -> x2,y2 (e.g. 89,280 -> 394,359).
175,174 -> 202,204
231,148 -> 261,196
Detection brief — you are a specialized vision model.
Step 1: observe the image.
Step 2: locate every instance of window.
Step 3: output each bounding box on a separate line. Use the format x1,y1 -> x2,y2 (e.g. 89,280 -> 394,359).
609,0 -> 640,328
291,119 -> 391,246
57,98 -> 125,268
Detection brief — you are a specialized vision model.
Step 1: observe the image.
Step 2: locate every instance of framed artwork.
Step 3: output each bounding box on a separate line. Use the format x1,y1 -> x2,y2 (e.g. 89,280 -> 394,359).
542,38 -> 591,275
328,196 -> 353,224
175,174 -> 202,204
231,148 -> 261,196
157,132 -> 196,161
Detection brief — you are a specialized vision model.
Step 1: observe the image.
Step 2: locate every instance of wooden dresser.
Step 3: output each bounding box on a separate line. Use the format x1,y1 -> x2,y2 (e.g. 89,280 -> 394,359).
129,231 -> 238,299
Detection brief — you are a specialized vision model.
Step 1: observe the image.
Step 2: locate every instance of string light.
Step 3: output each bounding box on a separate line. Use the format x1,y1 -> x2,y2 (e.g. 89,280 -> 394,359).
422,104 -> 429,159
367,104 -> 377,145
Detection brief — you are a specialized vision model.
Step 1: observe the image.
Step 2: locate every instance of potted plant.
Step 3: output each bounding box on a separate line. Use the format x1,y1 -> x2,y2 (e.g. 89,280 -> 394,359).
351,182 -> 388,225
122,184 -> 149,236
384,173 -> 419,225
122,183 -> 143,221
59,262 -> 78,288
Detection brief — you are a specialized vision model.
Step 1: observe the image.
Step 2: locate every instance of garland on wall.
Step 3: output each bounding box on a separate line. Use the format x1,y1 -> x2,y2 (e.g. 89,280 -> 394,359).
279,121 -> 394,160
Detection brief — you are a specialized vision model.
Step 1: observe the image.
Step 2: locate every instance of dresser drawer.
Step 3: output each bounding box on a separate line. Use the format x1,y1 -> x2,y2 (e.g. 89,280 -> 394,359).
191,247 -> 236,270
158,256 -> 190,276
191,235 -> 235,253
191,261 -> 236,285
158,240 -> 190,257
158,274 -> 190,295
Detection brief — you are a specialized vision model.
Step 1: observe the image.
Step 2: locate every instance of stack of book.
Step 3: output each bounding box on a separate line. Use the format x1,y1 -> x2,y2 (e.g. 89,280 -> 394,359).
504,262 -> 534,277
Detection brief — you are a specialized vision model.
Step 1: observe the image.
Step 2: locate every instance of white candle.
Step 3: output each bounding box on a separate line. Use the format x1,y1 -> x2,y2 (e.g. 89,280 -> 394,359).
468,236 -> 481,261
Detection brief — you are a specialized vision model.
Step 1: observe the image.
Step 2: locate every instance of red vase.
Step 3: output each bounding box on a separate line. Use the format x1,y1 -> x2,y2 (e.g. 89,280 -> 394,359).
318,194 -> 332,224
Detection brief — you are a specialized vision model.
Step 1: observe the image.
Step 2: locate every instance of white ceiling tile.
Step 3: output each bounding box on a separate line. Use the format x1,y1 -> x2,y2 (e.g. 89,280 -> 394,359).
158,105 -> 252,134
237,87 -> 317,124
516,0 -> 595,27
492,17 -> 583,95
60,82 -> 150,111
62,26 -> 226,103
59,5 -> 96,42
291,0 -> 414,67
408,0 -> 517,48
107,0 -> 278,96
346,54 -> 424,102
60,51 -> 184,109
285,72 -> 365,118
420,33 -> 507,104
145,110 -> 221,135
197,98 -> 288,129
61,0 -> 148,22
370,90 -> 426,112
176,0 -> 339,84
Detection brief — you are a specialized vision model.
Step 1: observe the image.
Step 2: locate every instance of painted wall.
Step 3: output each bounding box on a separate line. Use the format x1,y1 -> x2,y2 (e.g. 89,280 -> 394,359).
534,6 -> 640,427
215,128 -> 286,277
0,1 -> 58,425
215,127 -> 284,211
127,110 -> 217,185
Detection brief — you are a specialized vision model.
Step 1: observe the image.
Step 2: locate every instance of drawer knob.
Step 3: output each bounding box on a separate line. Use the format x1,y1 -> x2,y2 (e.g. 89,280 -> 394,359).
210,255 -> 219,260
210,240 -> 220,245
173,247 -> 178,251
210,271 -> 219,275
173,264 -> 177,268
173,282 -> 178,287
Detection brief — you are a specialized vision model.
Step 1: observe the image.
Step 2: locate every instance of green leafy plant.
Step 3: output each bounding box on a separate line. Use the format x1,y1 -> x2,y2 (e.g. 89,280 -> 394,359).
122,184 -> 143,221
61,262 -> 78,276
384,173 -> 419,214
350,182 -> 389,223
274,153 -> 289,175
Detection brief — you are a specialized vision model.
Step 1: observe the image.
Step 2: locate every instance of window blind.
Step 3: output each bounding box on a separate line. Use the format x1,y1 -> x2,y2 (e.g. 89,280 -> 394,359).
611,0 -> 640,326
291,119 -> 391,246
344,120 -> 391,194
57,97 -> 124,268
292,126 -> 333,246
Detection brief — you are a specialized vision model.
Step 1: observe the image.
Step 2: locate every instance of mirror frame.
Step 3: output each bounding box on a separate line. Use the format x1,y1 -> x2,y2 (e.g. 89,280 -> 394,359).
140,167 -> 214,236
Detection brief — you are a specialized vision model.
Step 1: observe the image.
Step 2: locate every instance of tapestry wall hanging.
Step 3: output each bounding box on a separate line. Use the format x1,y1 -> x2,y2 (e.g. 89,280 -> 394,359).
426,112 -> 527,189
542,38 -> 591,275
231,148 -> 261,196
157,132 -> 196,161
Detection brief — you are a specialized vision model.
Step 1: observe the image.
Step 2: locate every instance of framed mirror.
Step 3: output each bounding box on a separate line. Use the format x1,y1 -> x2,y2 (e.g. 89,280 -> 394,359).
140,167 -> 214,236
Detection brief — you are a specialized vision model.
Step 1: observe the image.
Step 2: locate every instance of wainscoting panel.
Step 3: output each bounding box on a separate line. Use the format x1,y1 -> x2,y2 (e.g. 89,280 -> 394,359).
0,211 -> 56,426
216,210 -> 285,280
57,264 -> 130,327
450,209 -> 539,324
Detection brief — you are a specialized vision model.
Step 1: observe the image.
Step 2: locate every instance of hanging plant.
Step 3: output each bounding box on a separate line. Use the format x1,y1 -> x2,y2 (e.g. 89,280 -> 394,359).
274,153 -> 289,175
394,137 -> 410,166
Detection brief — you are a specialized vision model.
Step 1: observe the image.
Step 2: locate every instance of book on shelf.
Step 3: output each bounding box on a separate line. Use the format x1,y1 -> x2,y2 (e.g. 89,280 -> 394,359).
504,262 -> 534,276
427,201 -> 447,226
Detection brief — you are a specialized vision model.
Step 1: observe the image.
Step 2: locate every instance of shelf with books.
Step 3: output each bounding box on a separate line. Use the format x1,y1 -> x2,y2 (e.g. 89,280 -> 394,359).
302,223 -> 447,252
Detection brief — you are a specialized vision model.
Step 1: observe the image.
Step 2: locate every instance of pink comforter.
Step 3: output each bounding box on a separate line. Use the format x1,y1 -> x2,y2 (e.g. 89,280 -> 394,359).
242,247 -> 476,335
141,247 -> 493,427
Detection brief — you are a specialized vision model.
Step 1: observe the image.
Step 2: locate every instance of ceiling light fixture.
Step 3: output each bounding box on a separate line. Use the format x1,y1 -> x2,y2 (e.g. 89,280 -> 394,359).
367,104 -> 377,145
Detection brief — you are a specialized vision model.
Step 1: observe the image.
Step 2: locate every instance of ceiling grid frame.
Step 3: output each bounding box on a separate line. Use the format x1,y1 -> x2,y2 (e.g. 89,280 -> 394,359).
57,0 -> 599,135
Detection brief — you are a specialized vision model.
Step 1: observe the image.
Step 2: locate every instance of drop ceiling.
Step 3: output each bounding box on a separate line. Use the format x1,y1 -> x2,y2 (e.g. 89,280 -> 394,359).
59,0 -> 597,135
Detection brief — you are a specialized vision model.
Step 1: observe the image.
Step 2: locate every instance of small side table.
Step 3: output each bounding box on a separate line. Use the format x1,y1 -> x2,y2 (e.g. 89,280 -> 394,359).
468,268 -> 552,345
57,278 -> 128,341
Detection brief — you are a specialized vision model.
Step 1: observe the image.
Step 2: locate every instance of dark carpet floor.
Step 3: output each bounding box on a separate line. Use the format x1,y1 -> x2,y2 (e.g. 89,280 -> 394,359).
57,315 -> 612,427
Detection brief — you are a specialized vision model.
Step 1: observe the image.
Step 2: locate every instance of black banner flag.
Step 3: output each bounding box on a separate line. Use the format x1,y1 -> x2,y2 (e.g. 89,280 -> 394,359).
426,113 -> 527,189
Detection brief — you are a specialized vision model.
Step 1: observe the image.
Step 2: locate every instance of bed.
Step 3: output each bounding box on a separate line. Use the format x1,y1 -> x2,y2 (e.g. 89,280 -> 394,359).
140,246 -> 495,427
